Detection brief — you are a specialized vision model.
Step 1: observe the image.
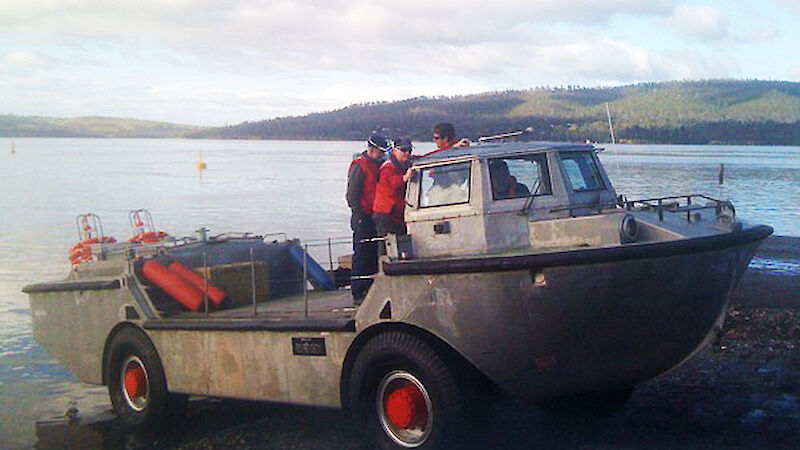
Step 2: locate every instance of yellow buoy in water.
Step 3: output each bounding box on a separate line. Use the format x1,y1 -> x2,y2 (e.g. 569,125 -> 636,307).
196,150 -> 206,170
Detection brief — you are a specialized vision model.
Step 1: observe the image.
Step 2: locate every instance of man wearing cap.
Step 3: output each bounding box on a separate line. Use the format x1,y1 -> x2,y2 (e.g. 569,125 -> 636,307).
373,137 -> 415,237
346,134 -> 389,303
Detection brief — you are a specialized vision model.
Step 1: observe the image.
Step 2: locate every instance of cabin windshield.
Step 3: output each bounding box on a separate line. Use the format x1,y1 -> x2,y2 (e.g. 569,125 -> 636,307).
560,151 -> 604,192
489,155 -> 551,200
420,162 -> 471,207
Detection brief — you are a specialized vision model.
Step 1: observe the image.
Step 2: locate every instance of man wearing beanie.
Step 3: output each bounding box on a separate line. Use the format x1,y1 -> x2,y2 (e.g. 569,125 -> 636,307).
346,134 -> 389,304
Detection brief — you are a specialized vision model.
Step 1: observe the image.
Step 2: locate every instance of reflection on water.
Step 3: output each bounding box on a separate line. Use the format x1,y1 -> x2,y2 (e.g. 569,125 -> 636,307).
0,139 -> 798,447
748,257 -> 800,276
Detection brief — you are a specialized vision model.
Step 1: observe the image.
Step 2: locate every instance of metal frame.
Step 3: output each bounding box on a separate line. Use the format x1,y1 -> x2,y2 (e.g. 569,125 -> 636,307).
76,213 -> 105,241
623,194 -> 735,223
129,209 -> 156,236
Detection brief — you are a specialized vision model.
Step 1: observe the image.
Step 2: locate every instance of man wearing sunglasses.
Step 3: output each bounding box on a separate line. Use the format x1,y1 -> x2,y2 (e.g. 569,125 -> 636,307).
346,134 -> 389,304
425,122 -> 470,156
373,138 -> 415,237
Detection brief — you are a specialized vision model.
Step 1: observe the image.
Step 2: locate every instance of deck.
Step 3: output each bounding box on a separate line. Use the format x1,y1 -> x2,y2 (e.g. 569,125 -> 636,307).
143,289 -> 357,332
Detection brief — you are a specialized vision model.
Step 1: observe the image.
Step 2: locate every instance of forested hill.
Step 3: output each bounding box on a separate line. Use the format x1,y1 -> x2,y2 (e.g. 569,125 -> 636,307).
191,80 -> 800,145
0,115 -> 204,138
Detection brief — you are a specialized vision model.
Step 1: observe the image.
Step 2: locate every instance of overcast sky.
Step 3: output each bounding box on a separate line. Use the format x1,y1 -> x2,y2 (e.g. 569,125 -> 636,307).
2,0 -> 799,126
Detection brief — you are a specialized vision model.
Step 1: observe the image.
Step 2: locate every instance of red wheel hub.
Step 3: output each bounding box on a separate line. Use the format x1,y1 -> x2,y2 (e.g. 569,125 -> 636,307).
385,381 -> 428,429
124,362 -> 147,399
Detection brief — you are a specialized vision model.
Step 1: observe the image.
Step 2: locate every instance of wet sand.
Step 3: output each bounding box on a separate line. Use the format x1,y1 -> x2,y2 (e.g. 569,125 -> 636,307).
31,236 -> 800,449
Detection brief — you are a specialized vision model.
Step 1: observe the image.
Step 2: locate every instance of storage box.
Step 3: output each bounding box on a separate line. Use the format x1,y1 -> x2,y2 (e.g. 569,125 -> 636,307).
195,261 -> 269,306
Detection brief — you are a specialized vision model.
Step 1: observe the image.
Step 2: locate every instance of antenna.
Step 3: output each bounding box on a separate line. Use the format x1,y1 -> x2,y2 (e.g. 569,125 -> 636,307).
478,127 -> 534,143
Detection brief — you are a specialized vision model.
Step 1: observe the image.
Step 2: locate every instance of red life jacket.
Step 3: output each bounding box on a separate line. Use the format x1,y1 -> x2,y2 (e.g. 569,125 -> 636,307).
421,142 -> 454,157
373,159 -> 407,224
349,155 -> 380,215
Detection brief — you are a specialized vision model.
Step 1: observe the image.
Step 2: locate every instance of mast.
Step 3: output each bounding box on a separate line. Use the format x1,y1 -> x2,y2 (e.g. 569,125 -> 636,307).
605,102 -> 616,144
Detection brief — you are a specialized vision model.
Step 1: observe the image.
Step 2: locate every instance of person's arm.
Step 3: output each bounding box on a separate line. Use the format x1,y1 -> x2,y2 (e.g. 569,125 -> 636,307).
387,167 -> 408,190
402,167 -> 415,182
346,164 -> 366,221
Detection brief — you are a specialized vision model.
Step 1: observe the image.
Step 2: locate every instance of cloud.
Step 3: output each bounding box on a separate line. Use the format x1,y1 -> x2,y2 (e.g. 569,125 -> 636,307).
0,1 -> 759,125
789,65 -> 800,81
1,1 -> 678,55
499,37 -> 737,85
666,4 -> 729,41
3,51 -> 47,68
737,25 -> 779,44
772,0 -> 800,15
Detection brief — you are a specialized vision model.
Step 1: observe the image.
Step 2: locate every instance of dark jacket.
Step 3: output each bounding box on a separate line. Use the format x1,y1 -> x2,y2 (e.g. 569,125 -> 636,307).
346,151 -> 382,221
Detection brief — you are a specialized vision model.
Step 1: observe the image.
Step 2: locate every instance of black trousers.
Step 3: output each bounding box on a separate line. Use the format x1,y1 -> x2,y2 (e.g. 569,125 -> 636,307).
350,215 -> 378,300
373,213 -> 406,237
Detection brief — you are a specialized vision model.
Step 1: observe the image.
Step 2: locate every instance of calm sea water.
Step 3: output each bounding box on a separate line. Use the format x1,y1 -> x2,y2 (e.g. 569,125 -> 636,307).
1,138 -> 799,447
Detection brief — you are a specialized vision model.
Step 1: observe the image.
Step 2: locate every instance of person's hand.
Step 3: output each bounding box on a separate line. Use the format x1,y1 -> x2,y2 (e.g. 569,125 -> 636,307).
454,138 -> 471,148
402,168 -> 416,182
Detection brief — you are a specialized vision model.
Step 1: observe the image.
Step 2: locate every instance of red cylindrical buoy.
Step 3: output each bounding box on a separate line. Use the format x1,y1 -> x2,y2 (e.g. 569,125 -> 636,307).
168,262 -> 227,307
143,260 -> 205,312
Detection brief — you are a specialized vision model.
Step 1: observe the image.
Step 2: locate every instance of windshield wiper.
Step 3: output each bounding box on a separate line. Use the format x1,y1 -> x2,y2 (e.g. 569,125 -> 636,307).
519,180 -> 540,216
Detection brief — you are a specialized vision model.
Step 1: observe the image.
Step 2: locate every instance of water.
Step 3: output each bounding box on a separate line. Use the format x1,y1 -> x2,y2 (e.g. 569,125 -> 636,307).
1,138 -> 799,447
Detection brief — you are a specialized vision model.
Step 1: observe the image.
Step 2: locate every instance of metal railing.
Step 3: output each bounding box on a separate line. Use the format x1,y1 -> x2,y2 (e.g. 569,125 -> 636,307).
622,194 -> 735,223
188,235 -> 360,319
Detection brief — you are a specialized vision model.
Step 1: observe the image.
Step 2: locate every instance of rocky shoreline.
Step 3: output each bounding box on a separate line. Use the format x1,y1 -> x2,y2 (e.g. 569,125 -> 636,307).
33,236 -> 800,449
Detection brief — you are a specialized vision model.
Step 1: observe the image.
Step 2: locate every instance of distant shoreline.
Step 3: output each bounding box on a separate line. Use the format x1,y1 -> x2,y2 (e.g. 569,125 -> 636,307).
5,80 -> 800,145
3,136 -> 800,148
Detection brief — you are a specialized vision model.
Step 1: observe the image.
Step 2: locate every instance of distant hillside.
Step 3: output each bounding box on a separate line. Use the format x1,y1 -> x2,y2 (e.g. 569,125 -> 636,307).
191,80 -> 800,145
0,115 -> 205,138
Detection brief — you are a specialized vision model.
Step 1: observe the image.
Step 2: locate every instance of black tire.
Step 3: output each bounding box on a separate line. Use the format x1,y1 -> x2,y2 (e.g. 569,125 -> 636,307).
348,331 -> 467,449
106,327 -> 171,429
535,387 -> 634,420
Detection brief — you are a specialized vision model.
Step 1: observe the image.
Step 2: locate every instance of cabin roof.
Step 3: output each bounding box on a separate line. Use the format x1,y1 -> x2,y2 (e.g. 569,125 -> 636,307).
414,141 -> 597,164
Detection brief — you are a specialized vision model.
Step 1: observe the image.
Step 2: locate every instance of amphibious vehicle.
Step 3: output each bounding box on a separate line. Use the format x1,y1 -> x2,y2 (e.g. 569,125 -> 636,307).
24,142 -> 772,449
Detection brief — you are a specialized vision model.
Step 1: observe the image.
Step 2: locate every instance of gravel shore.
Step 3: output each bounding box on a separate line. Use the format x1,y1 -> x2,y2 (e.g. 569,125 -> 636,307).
33,236 -> 799,449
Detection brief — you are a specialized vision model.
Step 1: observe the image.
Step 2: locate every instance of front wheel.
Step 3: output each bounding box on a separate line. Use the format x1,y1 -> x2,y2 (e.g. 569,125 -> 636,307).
106,327 -> 170,429
348,331 -> 467,449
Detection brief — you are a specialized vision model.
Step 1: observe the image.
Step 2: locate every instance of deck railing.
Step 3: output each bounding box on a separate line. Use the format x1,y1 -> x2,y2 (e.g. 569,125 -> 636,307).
623,194 -> 735,224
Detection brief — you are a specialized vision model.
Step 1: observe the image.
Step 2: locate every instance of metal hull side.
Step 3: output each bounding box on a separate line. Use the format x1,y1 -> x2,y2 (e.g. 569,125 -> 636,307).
27,282 -> 134,384
147,329 -> 355,407
365,239 -> 764,401
383,224 -> 773,276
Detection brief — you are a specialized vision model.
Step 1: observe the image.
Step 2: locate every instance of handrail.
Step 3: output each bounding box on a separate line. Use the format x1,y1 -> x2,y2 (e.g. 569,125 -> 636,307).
541,193 -> 735,224
622,194 -> 735,223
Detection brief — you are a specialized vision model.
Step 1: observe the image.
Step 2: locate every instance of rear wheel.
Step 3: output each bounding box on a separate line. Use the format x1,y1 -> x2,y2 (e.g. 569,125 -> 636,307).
349,331 -> 467,449
106,327 -> 172,429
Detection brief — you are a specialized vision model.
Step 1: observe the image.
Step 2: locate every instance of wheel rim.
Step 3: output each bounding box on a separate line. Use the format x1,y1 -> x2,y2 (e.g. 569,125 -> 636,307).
121,355 -> 149,412
377,371 -> 433,448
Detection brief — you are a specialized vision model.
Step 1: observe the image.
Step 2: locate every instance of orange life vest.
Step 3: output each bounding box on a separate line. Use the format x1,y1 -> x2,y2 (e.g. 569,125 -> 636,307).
349,155 -> 380,216
373,159 -> 407,224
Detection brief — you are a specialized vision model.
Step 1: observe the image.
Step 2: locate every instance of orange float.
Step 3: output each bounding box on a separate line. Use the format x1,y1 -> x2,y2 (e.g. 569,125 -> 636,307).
167,262 -> 227,308
142,260 -> 204,312
129,231 -> 169,243
69,236 -> 117,267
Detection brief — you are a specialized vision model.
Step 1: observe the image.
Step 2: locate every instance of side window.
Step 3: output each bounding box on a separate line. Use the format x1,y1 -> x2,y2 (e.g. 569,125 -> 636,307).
489,156 -> 551,200
560,152 -> 604,192
420,162 -> 471,207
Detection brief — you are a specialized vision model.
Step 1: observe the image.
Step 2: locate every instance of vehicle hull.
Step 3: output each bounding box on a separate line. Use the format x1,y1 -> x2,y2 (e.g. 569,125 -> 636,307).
25,225 -> 771,406
370,225 -> 770,400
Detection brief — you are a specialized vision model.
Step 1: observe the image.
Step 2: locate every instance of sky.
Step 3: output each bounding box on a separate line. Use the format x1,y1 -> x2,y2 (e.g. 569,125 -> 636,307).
1,0 -> 799,126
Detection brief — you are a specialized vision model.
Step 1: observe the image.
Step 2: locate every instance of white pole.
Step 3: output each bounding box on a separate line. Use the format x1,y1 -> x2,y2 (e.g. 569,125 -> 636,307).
605,102 -> 616,145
